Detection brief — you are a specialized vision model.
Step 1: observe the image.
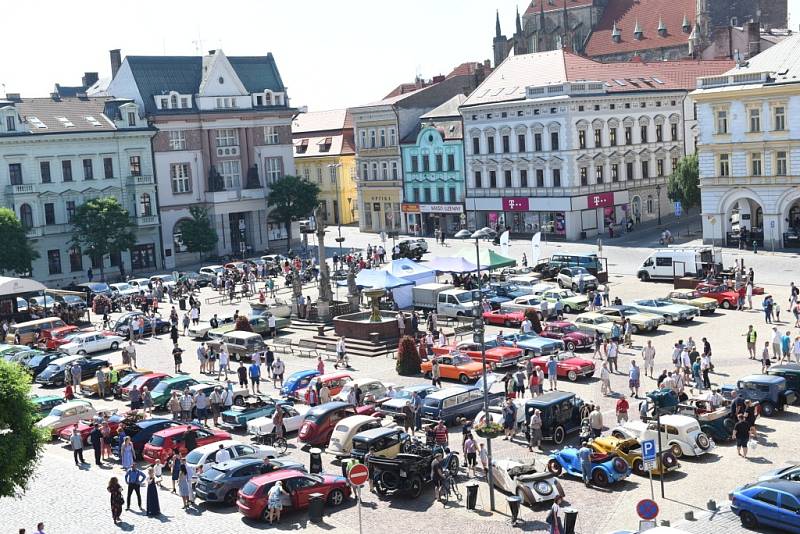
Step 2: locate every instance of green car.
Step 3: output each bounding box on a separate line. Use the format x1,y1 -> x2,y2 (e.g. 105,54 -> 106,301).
207,316 -> 290,340
150,376 -> 199,410
31,394 -> 65,422
535,288 -> 589,313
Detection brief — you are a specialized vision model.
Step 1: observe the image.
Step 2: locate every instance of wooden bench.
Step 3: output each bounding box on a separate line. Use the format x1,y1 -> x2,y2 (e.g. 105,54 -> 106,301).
296,339 -> 319,358
271,338 -> 294,354
453,324 -> 473,339
321,343 -> 338,362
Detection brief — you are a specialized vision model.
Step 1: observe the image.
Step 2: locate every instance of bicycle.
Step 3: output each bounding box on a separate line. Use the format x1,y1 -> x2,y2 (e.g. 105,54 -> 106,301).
440,473 -> 461,503
253,430 -> 288,455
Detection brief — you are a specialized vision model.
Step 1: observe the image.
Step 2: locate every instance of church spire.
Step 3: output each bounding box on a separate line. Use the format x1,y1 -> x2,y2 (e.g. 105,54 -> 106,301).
516,6 -> 523,34
496,9 -> 502,37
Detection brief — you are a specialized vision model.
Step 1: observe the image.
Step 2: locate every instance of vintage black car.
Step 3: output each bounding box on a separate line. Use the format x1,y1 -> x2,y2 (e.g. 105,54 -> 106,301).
524,391 -> 589,445
767,364 -> 800,401
112,311 -> 171,339
722,375 -> 797,417
367,442 -> 459,498
391,241 -> 424,261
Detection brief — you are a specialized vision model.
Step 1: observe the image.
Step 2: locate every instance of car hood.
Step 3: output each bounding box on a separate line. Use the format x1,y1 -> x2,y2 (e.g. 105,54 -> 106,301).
36,416 -> 60,428
561,356 -> 594,367
628,312 -> 662,322
381,398 -> 410,410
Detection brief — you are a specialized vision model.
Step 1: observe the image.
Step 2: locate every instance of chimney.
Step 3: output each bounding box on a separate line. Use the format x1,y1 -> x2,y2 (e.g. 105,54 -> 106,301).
484,59 -> 491,68
208,50 -> 216,55
110,49 -> 122,78
432,75 -> 445,83
82,72 -> 99,88
50,92 -> 60,101
6,93 -> 21,102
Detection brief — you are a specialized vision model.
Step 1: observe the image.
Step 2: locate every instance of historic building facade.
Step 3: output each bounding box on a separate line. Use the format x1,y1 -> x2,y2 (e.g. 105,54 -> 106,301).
0,94 -> 160,285
694,34 -> 800,249
106,49 -> 296,267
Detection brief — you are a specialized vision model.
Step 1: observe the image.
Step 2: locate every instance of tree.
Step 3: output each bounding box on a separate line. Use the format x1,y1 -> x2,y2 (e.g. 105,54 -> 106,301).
0,359 -> 48,498
396,335 -> 421,376
70,197 -> 135,281
179,207 -> 219,259
267,175 -> 320,250
0,208 -> 38,276
668,154 -> 700,216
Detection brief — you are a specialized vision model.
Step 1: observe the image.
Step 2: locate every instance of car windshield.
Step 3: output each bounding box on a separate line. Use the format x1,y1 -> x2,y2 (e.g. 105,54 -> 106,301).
185,450 -> 205,465
63,295 -> 85,305
49,408 -> 64,417
451,354 -> 472,366
562,325 -> 578,333
28,354 -> 49,366
118,373 -> 139,387
240,481 -> 259,496
423,397 -> 440,407
157,275 -> 175,283
151,381 -> 173,394
654,300 -> 673,306
557,290 -> 575,298
394,390 -> 414,400
572,267 -> 590,275
452,291 -> 473,304
42,363 -> 60,374
113,283 -> 132,291
31,296 -> 57,307
149,435 -> 165,447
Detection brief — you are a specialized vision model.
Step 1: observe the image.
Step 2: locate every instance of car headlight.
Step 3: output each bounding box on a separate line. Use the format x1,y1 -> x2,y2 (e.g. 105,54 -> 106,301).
533,481 -> 552,495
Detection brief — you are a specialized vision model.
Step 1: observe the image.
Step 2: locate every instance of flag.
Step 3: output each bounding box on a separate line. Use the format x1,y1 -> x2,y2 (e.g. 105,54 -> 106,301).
499,230 -> 510,257
530,232 -> 542,265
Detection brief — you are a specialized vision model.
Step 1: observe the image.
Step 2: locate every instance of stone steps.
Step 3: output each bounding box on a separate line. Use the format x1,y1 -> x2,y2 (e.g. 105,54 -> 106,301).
310,335 -> 396,358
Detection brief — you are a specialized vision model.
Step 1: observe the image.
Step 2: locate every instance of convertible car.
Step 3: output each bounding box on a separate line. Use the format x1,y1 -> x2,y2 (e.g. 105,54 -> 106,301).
491,459 -> 564,506
589,436 -> 679,476
492,333 -> 564,357
482,309 -> 526,327
219,395 -> 292,430
539,322 -> 594,352
530,351 -> 595,382
547,446 -> 632,487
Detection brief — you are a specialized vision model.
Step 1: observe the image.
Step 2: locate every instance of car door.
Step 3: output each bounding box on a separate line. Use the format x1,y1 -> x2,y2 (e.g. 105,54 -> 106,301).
751,489 -> 781,527
195,429 -> 214,447
777,493 -> 800,531
233,444 -> 257,459
286,475 -> 321,509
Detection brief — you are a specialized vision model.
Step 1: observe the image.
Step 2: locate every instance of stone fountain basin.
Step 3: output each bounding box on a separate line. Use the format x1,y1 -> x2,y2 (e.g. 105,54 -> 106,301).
333,311 -> 410,341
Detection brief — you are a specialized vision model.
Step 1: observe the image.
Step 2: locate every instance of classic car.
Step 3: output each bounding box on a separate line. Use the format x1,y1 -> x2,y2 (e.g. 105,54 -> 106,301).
695,283 -> 740,309
702,280 -> 765,296
60,331 -> 124,355
494,333 -> 564,357
177,271 -> 214,287
532,287 -> 589,313
220,395 -> 291,430
112,417 -> 179,459
597,305 -> 664,333
112,311 -> 171,339
249,299 -> 292,319
590,436 -> 679,476
721,374 -> 797,416
38,326 -> 82,351
503,295 -> 550,320
482,308 -> 526,327
188,382 -> 248,409
127,278 -> 152,294
196,457 -> 306,505
665,289 -> 718,313
420,353 -> 483,384
237,470 -> 351,520
547,446 -> 632,486
367,447 -> 459,498
149,274 -> 177,288
207,315 -> 290,340
297,402 -> 372,447
433,341 -> 523,369
118,372 -> 171,400
24,351 -> 69,377
31,394 -> 67,421
296,372 -> 352,402
391,240 -> 425,261
730,480 -> 800,533
326,414 -> 388,458
378,385 -> 440,421
184,439 -> 276,479
610,414 -> 714,458
35,356 -> 110,387
188,314 -> 235,339
80,364 -> 143,397
523,392 -> 589,445
628,299 -> 697,323
280,369 -> 321,398
143,424 -> 232,463
572,312 -> 616,339
350,427 -> 408,462
491,459 -> 564,505
56,410 -> 137,445
207,331 -> 269,362
109,282 -> 139,298
333,378 -> 394,403
111,370 -> 148,397
35,399 -> 96,437
556,267 -> 598,292
767,364 -> 800,397
669,398 -> 736,441
473,397 -> 527,428
531,351 -> 595,382
246,403 -> 310,436
150,375 -> 201,409
540,322 -> 594,351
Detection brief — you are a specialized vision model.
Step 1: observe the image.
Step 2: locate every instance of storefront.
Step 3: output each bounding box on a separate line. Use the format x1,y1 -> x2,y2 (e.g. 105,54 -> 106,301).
402,203 -> 465,236
360,191 -> 403,233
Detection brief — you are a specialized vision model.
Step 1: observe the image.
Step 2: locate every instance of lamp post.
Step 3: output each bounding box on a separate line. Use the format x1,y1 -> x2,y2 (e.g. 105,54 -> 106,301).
455,226 -> 495,511
327,164 -> 346,272
655,184 -> 662,226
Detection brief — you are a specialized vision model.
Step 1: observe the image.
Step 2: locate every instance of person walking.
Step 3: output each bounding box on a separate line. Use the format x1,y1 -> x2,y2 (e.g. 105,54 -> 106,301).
249,361 -> 261,394
642,340 -> 655,378
629,360 -> 641,397
761,342 -> 772,373
172,345 -> 183,374
120,436 -> 135,471
745,326 -> 757,359
89,424 -> 103,466
589,405 -> 603,438
125,465 -> 146,510
600,362 -> 612,396
463,433 -> 478,477
431,359 -> 442,387
396,311 -> 405,337
237,361 -> 248,390
615,395 -> 629,423
142,386 -> 153,416
547,356 -> 558,391
733,413 -> 752,458
177,465 -> 191,509
70,426 -> 86,466
145,467 -> 160,517
607,339 -> 619,372
108,477 -> 124,524
217,346 -> 229,380
168,452 -> 182,493
593,334 -> 603,360
781,331 -> 792,363
502,398 -> 517,440
793,336 -> 800,364
527,409 -> 542,451
548,495 -> 565,534
197,343 -> 207,374
271,357 -> 285,388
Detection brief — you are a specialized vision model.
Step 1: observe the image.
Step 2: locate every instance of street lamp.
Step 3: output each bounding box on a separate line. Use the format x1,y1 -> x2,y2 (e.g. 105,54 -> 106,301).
455,226 -> 496,511
327,164 -> 346,267
655,184 -> 662,226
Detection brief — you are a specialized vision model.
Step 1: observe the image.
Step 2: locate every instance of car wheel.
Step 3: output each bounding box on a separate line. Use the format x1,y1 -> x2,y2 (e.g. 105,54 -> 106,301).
547,459 -> 563,476
696,433 -> 711,450
632,458 -> 644,475
161,325 -> 170,334
78,349 -> 86,355
233,396 -> 245,407
224,489 -> 238,505
567,370 -> 578,382
504,320 -> 511,327
564,305 -> 572,314
458,374 -> 470,384
639,272 -> 651,282
592,469 -> 609,487
558,279 -> 564,288
611,430 -> 626,439
721,300 -> 731,309
760,401 -> 775,417
669,443 -> 683,458
553,425 -> 565,445
612,457 -> 628,474
408,475 -> 423,498
740,510 -> 758,529
327,488 -> 345,506
630,324 -> 639,334
566,341 -> 576,351
110,341 -> 119,350
572,284 -> 579,292
233,352 -> 241,362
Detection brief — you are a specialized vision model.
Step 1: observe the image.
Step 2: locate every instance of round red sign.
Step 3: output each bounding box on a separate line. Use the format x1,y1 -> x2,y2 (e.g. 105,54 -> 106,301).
347,463 -> 370,486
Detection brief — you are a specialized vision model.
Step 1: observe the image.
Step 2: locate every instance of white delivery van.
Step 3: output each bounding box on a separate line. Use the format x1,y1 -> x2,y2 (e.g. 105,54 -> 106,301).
436,288 -> 479,318
412,283 -> 454,310
637,247 -> 723,281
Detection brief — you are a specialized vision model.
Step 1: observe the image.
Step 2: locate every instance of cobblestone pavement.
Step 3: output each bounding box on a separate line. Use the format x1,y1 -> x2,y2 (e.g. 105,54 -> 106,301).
671,505 -> 783,534
6,229 -> 800,533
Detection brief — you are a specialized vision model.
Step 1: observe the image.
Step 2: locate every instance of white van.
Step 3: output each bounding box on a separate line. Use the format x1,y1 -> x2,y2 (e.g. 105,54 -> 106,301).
436,288 -> 479,318
636,247 -> 722,281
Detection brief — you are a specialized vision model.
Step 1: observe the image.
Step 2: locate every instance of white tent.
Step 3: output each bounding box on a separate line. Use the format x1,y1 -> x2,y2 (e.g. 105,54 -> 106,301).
382,259 -> 436,309
0,276 -> 46,297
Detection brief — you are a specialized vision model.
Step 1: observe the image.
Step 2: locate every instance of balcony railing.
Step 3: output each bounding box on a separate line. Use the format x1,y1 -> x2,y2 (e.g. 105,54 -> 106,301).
25,227 -> 43,238
127,175 -> 154,186
6,183 -> 36,194
135,215 -> 158,226
466,176 -> 667,198
701,175 -> 800,187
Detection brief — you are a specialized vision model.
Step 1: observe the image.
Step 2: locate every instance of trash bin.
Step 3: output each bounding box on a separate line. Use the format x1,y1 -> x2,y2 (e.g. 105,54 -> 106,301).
178,297 -> 186,311
309,447 -> 323,474
507,496 -> 522,524
563,507 -> 578,534
308,492 -> 325,522
465,483 -> 479,510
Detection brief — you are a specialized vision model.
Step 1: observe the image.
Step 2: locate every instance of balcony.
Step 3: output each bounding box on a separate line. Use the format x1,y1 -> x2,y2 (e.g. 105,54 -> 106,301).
135,215 -> 159,226
6,183 -> 36,195
127,175 -> 155,186
206,189 -> 240,203
356,177 -> 401,189
241,188 -> 265,200
25,227 -> 43,238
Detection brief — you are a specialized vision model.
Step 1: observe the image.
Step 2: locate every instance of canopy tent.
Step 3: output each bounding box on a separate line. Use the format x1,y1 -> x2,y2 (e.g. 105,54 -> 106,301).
454,248 -> 517,270
338,269 -> 415,308
383,258 -> 436,285
0,276 -> 46,297
423,256 -> 478,274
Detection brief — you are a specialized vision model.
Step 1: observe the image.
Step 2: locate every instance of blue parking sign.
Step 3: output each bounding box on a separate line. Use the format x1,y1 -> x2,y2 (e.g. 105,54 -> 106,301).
674,201 -> 682,217
642,439 -> 656,462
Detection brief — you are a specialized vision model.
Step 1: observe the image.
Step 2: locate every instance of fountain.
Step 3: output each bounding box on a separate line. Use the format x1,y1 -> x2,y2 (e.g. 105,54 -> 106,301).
363,288 -> 385,322
333,286 -> 409,344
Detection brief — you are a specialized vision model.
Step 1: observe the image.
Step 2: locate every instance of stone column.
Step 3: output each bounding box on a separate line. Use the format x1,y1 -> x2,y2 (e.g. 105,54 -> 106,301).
316,218 -> 332,323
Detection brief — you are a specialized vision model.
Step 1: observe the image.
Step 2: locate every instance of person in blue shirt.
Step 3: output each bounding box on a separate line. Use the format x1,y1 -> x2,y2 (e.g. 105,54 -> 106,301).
411,391 -> 423,431
125,465 -> 146,510
578,442 -> 593,487
248,362 -> 262,394
781,331 -> 792,363
547,357 -> 559,391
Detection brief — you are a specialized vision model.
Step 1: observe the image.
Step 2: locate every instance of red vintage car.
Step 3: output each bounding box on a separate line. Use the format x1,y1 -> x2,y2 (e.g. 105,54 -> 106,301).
531,351 -> 596,382
237,469 -> 350,520
297,402 -> 377,447
433,342 -> 523,369
39,326 -> 81,351
540,321 -> 595,352
695,283 -> 740,309
142,424 -> 231,463
482,309 -> 526,327
119,372 -> 170,399
56,411 -> 137,445
701,280 -> 764,297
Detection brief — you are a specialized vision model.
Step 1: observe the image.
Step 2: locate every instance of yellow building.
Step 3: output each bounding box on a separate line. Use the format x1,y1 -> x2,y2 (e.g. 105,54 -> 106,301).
292,109 -> 358,225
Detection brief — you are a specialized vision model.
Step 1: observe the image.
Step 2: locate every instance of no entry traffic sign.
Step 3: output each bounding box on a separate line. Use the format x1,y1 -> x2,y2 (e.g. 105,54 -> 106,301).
637,499 -> 659,520
348,463 -> 370,486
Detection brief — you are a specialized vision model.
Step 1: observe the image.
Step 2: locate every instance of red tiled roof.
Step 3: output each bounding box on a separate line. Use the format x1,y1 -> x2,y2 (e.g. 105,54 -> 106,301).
524,0 -> 595,16
446,62 -> 491,78
383,83 -> 422,99
585,0 -> 696,57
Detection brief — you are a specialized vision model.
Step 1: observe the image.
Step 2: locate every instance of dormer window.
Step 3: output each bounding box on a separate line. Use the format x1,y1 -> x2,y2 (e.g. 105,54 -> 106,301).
5,116 -> 15,131
160,97 -> 168,109
171,94 -> 178,108
127,111 -> 136,127
264,92 -> 272,106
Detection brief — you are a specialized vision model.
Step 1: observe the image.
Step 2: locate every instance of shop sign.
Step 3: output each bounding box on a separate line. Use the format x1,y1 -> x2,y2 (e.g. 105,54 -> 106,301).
401,204 -> 421,213
423,204 -> 463,214
587,192 -> 614,208
502,197 -> 529,211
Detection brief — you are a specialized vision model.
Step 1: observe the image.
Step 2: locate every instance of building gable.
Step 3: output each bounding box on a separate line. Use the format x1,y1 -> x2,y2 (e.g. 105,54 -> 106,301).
198,50 -> 248,97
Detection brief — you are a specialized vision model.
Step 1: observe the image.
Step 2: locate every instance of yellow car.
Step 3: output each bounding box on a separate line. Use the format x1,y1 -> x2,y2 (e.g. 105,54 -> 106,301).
665,289 -> 718,313
80,365 -> 146,397
590,436 -> 679,476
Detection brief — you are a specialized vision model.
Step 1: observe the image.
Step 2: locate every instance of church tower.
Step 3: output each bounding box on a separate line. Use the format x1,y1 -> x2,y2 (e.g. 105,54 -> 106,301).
513,6 -> 529,55
493,10 -> 509,66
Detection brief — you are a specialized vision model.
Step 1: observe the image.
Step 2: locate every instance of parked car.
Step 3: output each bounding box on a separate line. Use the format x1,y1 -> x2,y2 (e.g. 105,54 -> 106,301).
767,364 -> 800,399
60,331 -> 124,355
297,402 -> 368,447
420,386 -> 503,425
540,322 -> 594,351
729,480 -> 800,533
590,436 -> 679,476
491,459 -> 565,506
237,469 -> 351,520
473,397 -> 526,428
721,374 -> 797,416
611,414 -> 714,458
112,311 -> 171,339
25,351 -> 69,377
143,424 -> 232,464
326,414 -> 387,458
80,364 -> 142,397
695,282 -> 740,309
31,394 -> 68,421
532,287 -> 589,313
367,447 -> 457,498
188,314 -> 235,339
150,274 -> 177,288
199,265 -> 225,279
572,312 -> 616,339
433,341 -> 523,369
119,373 -> 170,400
63,282 -> 113,303
333,378 -> 394,403
38,325 -> 81,351
523,392 -> 589,445
420,354 -> 483,384
547,446 -> 632,486
628,299 -> 698,324
113,418 -> 179,459
703,280 -> 765,296
178,271 -> 213,287
150,376 -> 200,410
669,398 -> 735,441
246,404 -> 310,437
350,427 -> 408,462
127,278 -> 151,293
378,385 -> 439,422
556,267 -> 598,292
503,295 -> 549,320
207,315 -> 290,340
184,439 -> 276,479
295,372 -> 352,402
598,305 -> 663,333
196,457 -> 306,505
6,317 -> 67,345
482,308 -> 526,327
495,333 -> 565,357
188,382 -> 248,411
220,395 -> 290,430
207,331 -> 268,362
757,464 -> 800,483
35,399 -> 96,437
35,356 -> 110,387
531,351 -> 595,382
665,289 -> 718,313
109,282 -> 139,298
280,370 -> 321,398
57,410 -> 129,445
391,240 -> 424,261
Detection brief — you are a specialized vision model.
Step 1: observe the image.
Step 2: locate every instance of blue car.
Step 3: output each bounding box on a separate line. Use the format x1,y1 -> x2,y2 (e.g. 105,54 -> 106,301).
491,333 -> 564,356
379,385 -> 440,419
730,480 -> 800,533
546,447 -> 632,487
281,369 -> 321,399
196,457 -> 306,505
483,284 -> 533,308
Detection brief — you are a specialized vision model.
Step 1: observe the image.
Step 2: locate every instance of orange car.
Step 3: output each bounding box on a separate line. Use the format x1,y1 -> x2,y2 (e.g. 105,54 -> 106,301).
421,353 -> 484,384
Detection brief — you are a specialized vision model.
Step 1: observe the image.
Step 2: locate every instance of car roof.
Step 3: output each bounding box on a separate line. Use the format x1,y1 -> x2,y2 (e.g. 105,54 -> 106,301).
213,457 -> 264,471
747,480 -> 800,497
55,399 -> 93,410
162,375 -> 196,384
769,364 -> 800,373
425,386 -> 476,400
577,312 -> 604,318
337,414 -> 379,427
288,369 -> 320,379
154,424 -> 200,437
306,401 -> 352,416
251,469 -> 306,485
49,354 -> 85,366
353,427 -> 401,440
137,418 -> 172,429
316,372 -> 352,381
546,321 -> 572,327
659,414 -> 698,425
740,374 -> 784,384
190,439 -> 238,455
224,331 -> 261,340
525,391 -> 575,405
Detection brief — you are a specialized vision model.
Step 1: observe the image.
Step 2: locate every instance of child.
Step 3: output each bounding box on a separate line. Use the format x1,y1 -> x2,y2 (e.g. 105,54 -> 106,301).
478,443 -> 489,474
153,459 -> 163,488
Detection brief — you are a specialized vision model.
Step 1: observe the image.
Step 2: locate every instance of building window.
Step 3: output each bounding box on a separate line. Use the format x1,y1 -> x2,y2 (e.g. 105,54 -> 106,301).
550,132 -> 559,151
302,167 -> 310,182
517,134 -> 526,152
265,157 -> 282,184
534,133 -> 542,151
488,137 -> 495,154
19,204 -> 33,228
611,163 -> 619,182
370,163 -> 378,179
472,137 -> 480,154
776,151 -> 788,176
656,124 -> 663,142
552,168 -> 561,187
594,129 -> 602,147
773,106 -> 786,131
504,170 -> 512,187
316,166 -> 323,184
391,161 -> 398,180
82,159 -> 93,180
447,153 -> 455,171
489,170 -> 497,188
751,153 -> 762,176
9,163 -> 22,185
580,167 -> 588,186
40,161 -> 51,183
360,130 -> 366,148
626,162 -> 634,181
474,171 -> 482,188
171,94 -> 178,108
181,97 -> 189,108
436,187 -> 445,202
719,153 -> 730,176
369,130 -> 376,148
379,129 -> 386,147
749,108 -> 761,133
329,165 -> 337,184
534,169 -> 543,187
66,200 -> 76,222
129,156 -> 141,177
410,156 -> 418,173
103,157 -> 113,179
671,157 -> 678,171
131,244 -> 156,270
520,169 -> 528,187
449,187 -> 457,202
381,162 -> 388,179
44,203 -> 56,225
389,128 -> 396,145
47,250 -> 62,275
595,165 -> 604,184
640,125 -> 648,143
609,128 -> 617,146
657,158 -> 664,176
670,123 -> 678,141
139,193 -> 152,217
647,195 -> 654,214
6,116 -> 15,131
127,111 -> 136,127
578,130 -> 586,149
170,163 -> 191,193
169,130 -> 186,150
422,155 -> 430,172
69,246 -> 82,272
360,163 -> 368,179
220,160 -> 241,189
716,109 -> 728,134
641,161 -> 649,179
435,154 -> 443,172
423,188 -> 431,202
502,135 -> 510,153
215,128 -> 238,147
624,127 -> 632,145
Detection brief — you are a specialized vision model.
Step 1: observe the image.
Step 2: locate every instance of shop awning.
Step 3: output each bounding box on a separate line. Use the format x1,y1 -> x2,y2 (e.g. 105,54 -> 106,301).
453,248 -> 516,270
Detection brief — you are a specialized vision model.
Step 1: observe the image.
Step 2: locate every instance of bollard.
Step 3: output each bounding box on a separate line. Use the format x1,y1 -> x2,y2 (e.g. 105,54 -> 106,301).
685,511 -> 694,521
465,483 -> 479,510
707,499 -> 717,511
309,447 -> 323,474
660,520 -> 671,527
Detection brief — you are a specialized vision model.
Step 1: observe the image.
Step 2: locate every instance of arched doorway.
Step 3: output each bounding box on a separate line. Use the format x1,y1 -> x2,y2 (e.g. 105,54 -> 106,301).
19,203 -> 33,228
781,196 -> 800,248
631,196 -> 641,224
726,198 -> 764,248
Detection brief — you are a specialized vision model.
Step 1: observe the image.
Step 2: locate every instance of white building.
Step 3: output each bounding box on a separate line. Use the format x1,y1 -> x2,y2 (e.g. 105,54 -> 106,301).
694,34 -> 800,249
0,94 -> 160,285
460,49 -> 732,240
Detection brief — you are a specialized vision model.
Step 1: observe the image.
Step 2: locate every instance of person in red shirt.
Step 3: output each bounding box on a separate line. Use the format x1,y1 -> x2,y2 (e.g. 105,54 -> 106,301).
615,396 -> 629,423
434,420 -> 448,447
528,369 -> 540,398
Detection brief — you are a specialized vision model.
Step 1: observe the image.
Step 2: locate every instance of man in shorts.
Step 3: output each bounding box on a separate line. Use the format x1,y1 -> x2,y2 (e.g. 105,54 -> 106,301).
249,361 -> 261,394
431,452 -> 445,502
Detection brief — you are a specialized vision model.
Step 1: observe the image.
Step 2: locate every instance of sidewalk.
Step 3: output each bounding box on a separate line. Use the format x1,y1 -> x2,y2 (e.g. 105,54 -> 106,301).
670,505 -> 783,534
